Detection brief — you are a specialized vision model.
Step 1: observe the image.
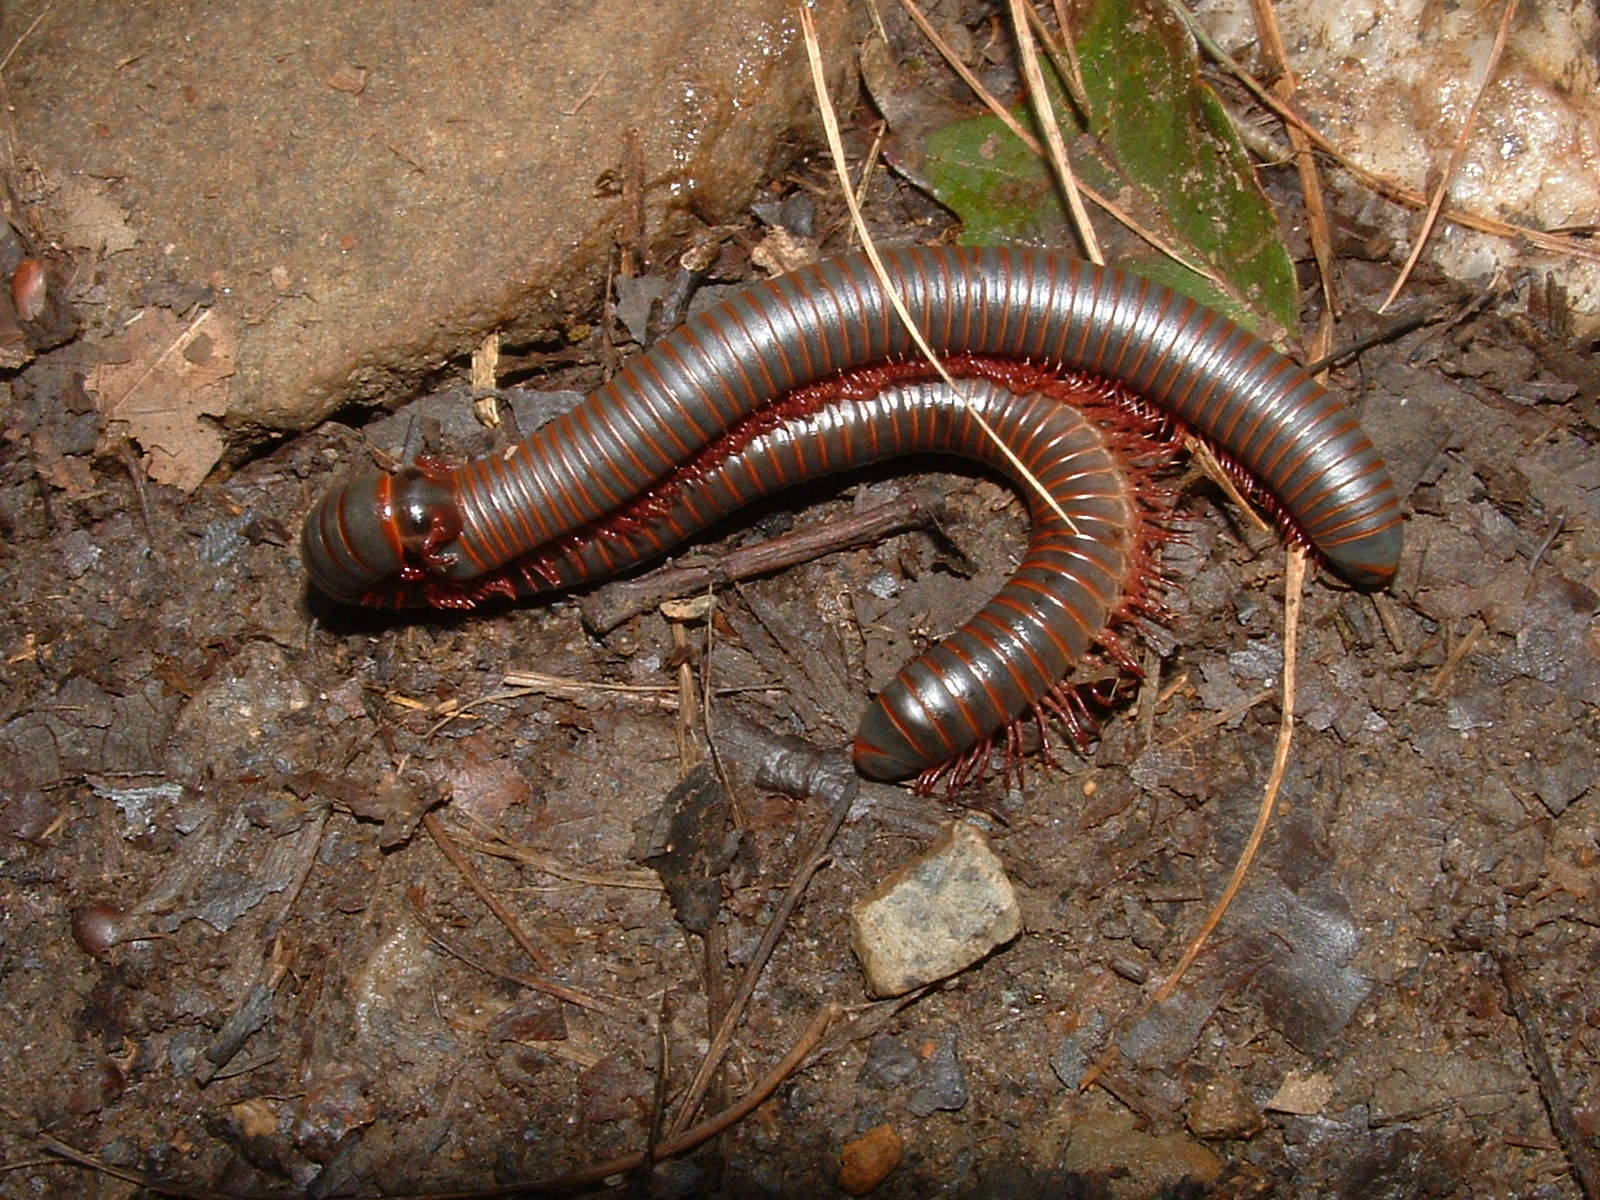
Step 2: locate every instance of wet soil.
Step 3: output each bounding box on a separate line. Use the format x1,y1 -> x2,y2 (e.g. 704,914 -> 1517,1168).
2,8 -> 1599,1200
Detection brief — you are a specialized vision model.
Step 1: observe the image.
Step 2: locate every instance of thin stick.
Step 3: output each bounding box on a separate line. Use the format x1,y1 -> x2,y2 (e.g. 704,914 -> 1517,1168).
846,120 -> 889,246
1170,0 -> 1594,265
425,678 -> 681,738
577,484 -> 945,631
477,1004 -> 839,1197
800,4 -> 1081,536
37,1135 -> 230,1200
1487,941 -> 1600,1199
1166,686 -> 1276,747
1023,3 -> 1088,119
1080,546 -> 1306,1091
1380,0 -> 1518,311
423,810 -> 549,971
447,829 -> 661,891
1248,0 -> 1339,317
1008,0 -> 1101,263
1189,438 -> 1272,536
665,779 -> 855,1135
38,1004 -> 839,1200
897,0 -> 1213,281
1300,301 -> 1449,374
1425,618 -> 1482,697
405,887 -> 618,1015
0,2 -> 53,72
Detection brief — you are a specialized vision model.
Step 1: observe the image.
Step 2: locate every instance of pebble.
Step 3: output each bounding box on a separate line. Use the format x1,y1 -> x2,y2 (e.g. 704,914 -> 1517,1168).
1062,1107 -> 1223,1198
849,822 -> 1021,997
839,1122 -> 903,1195
1185,1071 -> 1265,1140
906,1031 -> 967,1116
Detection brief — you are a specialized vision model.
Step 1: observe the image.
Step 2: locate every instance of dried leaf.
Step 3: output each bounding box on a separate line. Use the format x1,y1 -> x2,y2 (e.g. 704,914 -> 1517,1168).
29,429 -> 97,496
53,177 -> 139,256
87,308 -> 236,491
1264,1070 -> 1333,1114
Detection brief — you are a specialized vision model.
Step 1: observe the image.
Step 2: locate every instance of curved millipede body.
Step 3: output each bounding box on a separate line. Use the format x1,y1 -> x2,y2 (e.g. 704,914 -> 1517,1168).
303,246 -> 1402,780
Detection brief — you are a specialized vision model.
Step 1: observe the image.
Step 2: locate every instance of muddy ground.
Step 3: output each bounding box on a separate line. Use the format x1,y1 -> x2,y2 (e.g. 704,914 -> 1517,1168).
3,11 -> 1600,1200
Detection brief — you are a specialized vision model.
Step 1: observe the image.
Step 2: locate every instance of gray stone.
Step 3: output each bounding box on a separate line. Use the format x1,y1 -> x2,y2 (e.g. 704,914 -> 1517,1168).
9,0 -> 853,468
1185,1071 -> 1265,1141
850,821 -> 1022,998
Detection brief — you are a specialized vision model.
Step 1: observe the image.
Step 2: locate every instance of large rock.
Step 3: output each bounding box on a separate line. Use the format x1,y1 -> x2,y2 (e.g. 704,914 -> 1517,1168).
6,0 -> 852,479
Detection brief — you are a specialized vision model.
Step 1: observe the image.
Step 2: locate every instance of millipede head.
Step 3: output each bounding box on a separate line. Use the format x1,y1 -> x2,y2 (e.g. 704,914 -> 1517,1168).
302,467 -> 462,605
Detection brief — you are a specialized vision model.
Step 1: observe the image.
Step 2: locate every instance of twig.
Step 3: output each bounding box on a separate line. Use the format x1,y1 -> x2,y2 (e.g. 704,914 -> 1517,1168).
896,0 -> 1213,280
445,829 -> 661,891
1529,509 -> 1564,574
1007,0 -> 1101,263
1080,546 -> 1306,1091
38,1003 -> 838,1199
560,67 -> 609,117
1172,1 -> 1597,265
1496,961 -> 1600,1199
1425,618 -> 1482,697
1457,924 -> 1600,1200
1246,0 -> 1339,317
1300,301 -> 1451,375
665,766 -> 856,1135
37,1133 -> 243,1200
424,679 -> 678,738
423,810 -> 549,971
0,2 -> 53,72
1021,3 -> 1088,121
1372,591 -> 1407,655
665,600 -> 707,770
846,120 -> 889,246
1166,686 -> 1276,747
800,3 -> 1084,538
404,885 -> 618,1015
484,1003 -> 840,1197
1189,438 -> 1272,536
578,483 -> 946,632
1380,0 -> 1519,311
639,992 -> 673,1181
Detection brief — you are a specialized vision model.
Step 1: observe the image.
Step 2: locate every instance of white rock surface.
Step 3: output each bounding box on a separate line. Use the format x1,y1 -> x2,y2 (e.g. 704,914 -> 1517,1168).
1196,0 -> 1600,332
849,821 -> 1022,998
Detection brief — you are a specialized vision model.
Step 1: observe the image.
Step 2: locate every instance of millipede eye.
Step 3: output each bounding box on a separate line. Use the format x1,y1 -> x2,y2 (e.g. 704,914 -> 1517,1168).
390,468 -> 462,556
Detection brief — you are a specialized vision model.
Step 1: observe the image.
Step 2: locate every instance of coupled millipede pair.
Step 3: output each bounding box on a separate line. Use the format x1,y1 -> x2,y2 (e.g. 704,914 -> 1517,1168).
302,246 -> 1402,781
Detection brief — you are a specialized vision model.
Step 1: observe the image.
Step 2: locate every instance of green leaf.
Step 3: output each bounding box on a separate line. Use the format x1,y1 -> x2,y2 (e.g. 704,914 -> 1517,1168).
921,0 -> 1299,340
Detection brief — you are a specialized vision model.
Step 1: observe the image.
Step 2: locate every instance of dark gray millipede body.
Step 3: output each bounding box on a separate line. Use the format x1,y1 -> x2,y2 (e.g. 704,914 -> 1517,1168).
512,378 -> 1140,779
302,246 -> 1404,779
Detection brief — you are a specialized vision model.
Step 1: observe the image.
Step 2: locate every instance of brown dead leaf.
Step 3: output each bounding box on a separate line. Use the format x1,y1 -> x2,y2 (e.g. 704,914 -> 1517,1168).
29,429 -> 97,496
87,308 -> 236,491
52,177 -> 139,256
1264,1070 -> 1333,1115
447,734 -> 531,827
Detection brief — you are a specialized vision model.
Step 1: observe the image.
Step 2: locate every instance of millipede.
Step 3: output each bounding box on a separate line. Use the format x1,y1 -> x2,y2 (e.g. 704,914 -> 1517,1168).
302,245 -> 1402,781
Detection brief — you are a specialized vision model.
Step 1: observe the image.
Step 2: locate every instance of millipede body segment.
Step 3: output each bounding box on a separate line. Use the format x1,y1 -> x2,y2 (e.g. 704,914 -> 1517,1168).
302,246 -> 1402,780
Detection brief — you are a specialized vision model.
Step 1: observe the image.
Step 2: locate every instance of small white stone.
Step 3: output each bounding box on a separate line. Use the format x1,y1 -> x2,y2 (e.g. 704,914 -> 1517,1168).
849,822 -> 1022,998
